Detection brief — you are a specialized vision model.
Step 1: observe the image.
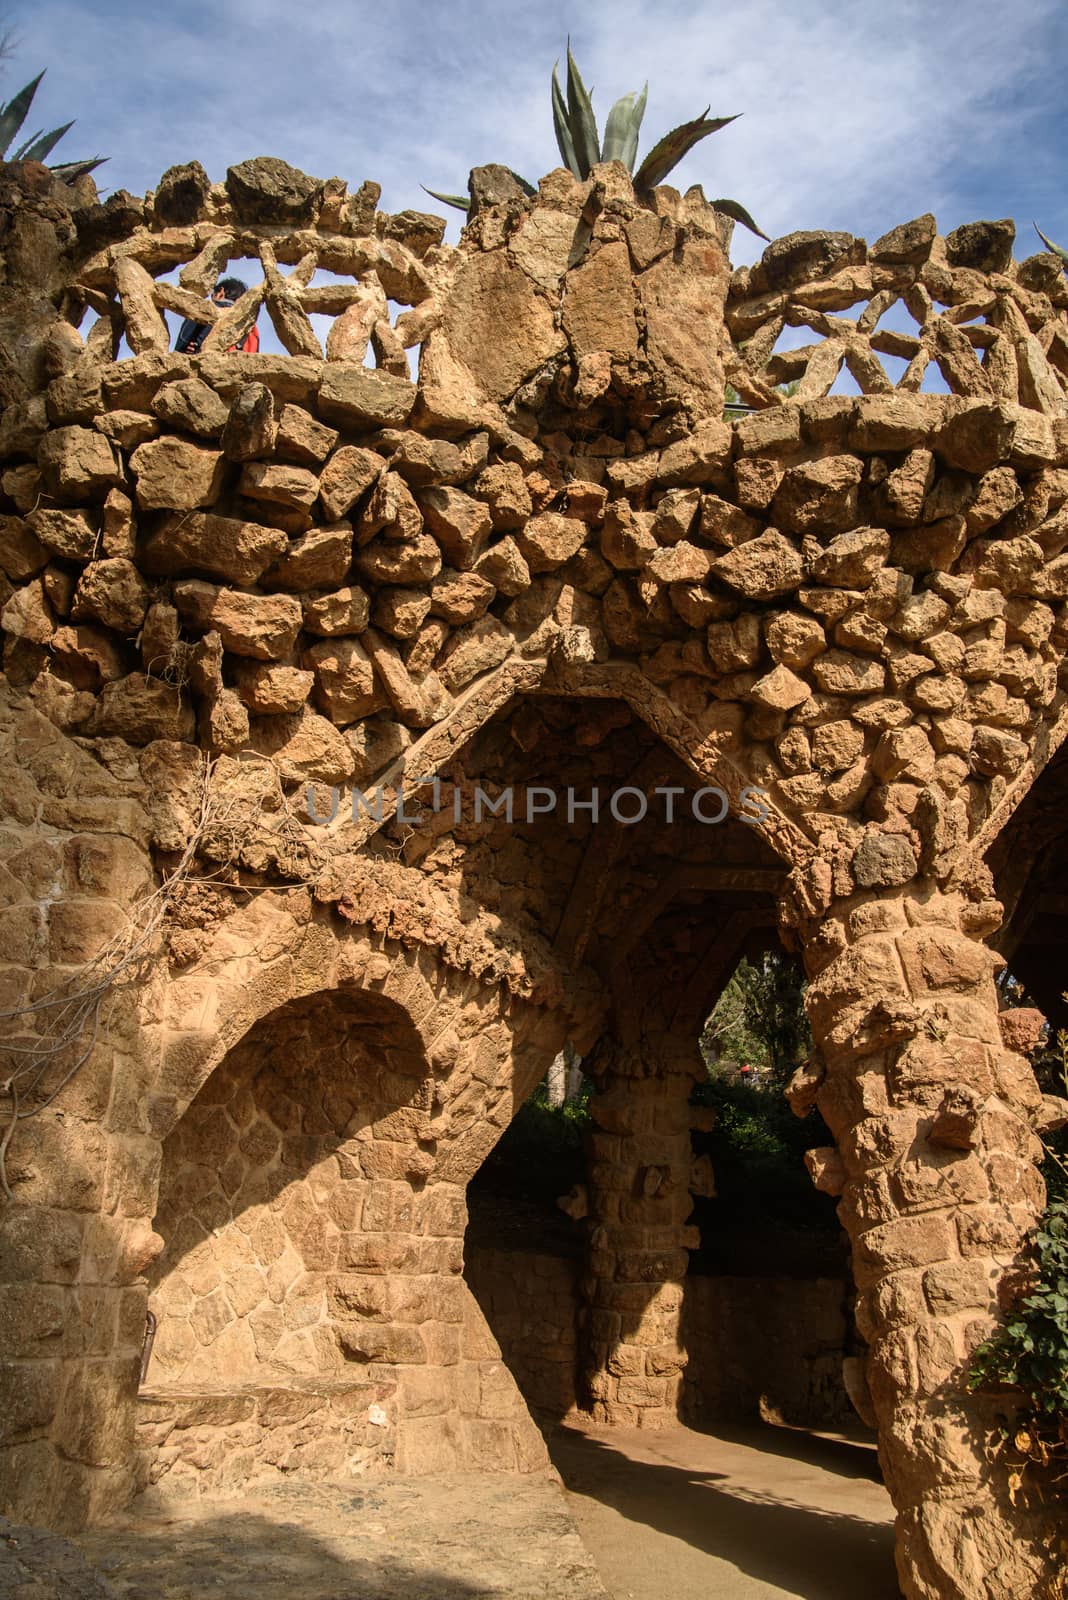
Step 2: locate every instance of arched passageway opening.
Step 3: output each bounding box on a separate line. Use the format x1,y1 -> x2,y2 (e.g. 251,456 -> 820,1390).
990,738 -> 1068,1035
439,690 -> 867,1462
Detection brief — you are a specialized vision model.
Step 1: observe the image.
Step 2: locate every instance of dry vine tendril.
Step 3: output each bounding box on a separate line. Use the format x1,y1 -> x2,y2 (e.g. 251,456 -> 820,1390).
0,755 -> 315,1202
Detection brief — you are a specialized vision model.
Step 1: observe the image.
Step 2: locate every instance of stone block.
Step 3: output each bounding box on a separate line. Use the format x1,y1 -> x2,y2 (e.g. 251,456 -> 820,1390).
318,365 -> 416,430
338,1321 -> 427,1363
142,511 -> 288,586
0,1361 -> 59,1443
129,436 -> 224,510
37,426 -> 121,502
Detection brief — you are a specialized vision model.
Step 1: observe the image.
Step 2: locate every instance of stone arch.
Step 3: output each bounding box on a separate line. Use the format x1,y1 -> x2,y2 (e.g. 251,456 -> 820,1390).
139,938 -> 572,1501
3,143 -> 1068,1595
300,653 -> 807,882
154,892 -> 575,1170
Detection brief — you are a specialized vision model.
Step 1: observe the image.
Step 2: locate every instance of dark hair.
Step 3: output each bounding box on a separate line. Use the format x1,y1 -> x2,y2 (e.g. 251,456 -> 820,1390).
215,276 -> 247,299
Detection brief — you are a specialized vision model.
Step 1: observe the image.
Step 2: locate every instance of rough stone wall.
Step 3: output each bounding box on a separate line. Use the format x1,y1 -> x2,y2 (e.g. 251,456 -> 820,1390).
465,1245 -> 581,1420
680,1275 -> 854,1431
0,151 -> 1067,1597
0,184 -> 1065,894
148,990 -> 450,1386
141,984 -> 545,1496
0,686 -> 164,1531
467,1242 -> 854,1433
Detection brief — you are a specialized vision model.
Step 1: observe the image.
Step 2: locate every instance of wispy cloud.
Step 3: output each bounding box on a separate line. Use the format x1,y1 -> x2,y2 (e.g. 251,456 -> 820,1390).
15,0 -> 1068,263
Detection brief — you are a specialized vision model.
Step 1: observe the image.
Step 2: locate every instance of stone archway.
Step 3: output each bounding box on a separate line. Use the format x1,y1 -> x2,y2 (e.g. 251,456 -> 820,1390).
2,144 -> 1068,1599
139,981 -> 550,1499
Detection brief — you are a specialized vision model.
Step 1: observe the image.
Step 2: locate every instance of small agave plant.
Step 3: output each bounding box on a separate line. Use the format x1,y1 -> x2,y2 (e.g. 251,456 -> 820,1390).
426,43 -> 766,239
0,70 -> 105,184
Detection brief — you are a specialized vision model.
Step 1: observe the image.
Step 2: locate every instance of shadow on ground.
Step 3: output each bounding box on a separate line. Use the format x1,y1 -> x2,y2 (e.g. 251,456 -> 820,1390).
548,1419 -> 899,1600
77,1474 -> 608,1600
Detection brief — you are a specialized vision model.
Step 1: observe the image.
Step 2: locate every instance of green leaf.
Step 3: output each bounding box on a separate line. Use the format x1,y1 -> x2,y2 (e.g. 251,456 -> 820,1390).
48,156 -> 106,184
551,62 -> 579,176
601,84 -> 647,171
12,129 -> 43,160
0,72 -> 45,158
711,196 -> 770,241
633,109 -> 739,192
17,122 -> 75,163
1034,223 -> 1068,265
421,185 -> 471,214
565,42 -> 600,178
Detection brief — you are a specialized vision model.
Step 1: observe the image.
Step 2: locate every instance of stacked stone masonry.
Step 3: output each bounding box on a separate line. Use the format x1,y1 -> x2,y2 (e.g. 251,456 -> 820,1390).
0,151 -> 1066,1600
466,1242 -> 854,1431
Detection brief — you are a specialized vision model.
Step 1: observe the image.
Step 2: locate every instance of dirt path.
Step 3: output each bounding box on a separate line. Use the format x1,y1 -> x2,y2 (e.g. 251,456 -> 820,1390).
63,1420 -> 897,1600
76,1472 -> 609,1600
549,1419 -> 899,1600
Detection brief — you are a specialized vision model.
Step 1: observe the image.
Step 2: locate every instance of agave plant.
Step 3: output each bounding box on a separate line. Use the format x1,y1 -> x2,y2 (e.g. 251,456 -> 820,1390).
1035,223 -> 1068,267
426,44 -> 766,239
0,70 -> 104,183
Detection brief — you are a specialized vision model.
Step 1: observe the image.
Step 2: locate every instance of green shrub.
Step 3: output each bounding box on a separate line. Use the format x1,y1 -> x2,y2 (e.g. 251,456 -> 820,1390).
967,1021 -> 1068,1520
474,1078 -> 591,1207
691,1073 -> 838,1231
967,1197 -> 1068,1509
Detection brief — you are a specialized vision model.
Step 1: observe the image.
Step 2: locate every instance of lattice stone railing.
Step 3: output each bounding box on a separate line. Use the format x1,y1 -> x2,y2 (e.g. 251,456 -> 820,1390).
53,159 -> 1068,429
723,216 -> 1068,415
69,167 -> 450,375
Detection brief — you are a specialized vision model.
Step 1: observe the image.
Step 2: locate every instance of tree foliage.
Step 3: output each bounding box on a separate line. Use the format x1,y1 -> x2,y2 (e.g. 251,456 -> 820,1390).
702,950 -> 812,1088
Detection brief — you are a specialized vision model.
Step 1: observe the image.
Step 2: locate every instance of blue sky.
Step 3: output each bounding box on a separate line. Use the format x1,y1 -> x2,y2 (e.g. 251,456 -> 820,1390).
10,0 -> 1068,267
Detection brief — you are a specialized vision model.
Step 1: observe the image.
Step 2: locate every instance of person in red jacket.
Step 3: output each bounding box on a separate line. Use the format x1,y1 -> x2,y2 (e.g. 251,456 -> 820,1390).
174,277 -> 259,355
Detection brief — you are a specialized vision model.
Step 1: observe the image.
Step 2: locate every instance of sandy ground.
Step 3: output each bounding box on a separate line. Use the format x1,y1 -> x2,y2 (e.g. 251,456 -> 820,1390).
75,1472 -> 609,1600
61,1420 -> 899,1599
549,1418 -> 900,1600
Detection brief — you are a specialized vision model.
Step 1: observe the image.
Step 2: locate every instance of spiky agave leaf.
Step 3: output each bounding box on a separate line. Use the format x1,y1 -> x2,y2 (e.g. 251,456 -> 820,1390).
48,155 -> 107,182
422,168 -> 536,218
633,109 -> 739,192
601,84 -> 647,170
0,72 -> 45,157
422,185 -> 471,214
14,121 -> 75,163
711,196 -> 769,241
551,63 -> 579,175
565,43 -> 600,179
1035,223 -> 1068,265
0,71 -> 104,182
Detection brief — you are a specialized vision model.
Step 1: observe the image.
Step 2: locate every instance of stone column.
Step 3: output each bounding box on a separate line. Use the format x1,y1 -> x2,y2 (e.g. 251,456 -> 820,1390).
795,881 -> 1053,1600
579,1033 -> 702,1427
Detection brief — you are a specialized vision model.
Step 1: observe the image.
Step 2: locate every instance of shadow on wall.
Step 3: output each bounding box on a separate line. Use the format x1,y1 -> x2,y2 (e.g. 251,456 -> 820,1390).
549,1423 -> 897,1600
680,1275 -> 858,1433
148,985 -> 436,1387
